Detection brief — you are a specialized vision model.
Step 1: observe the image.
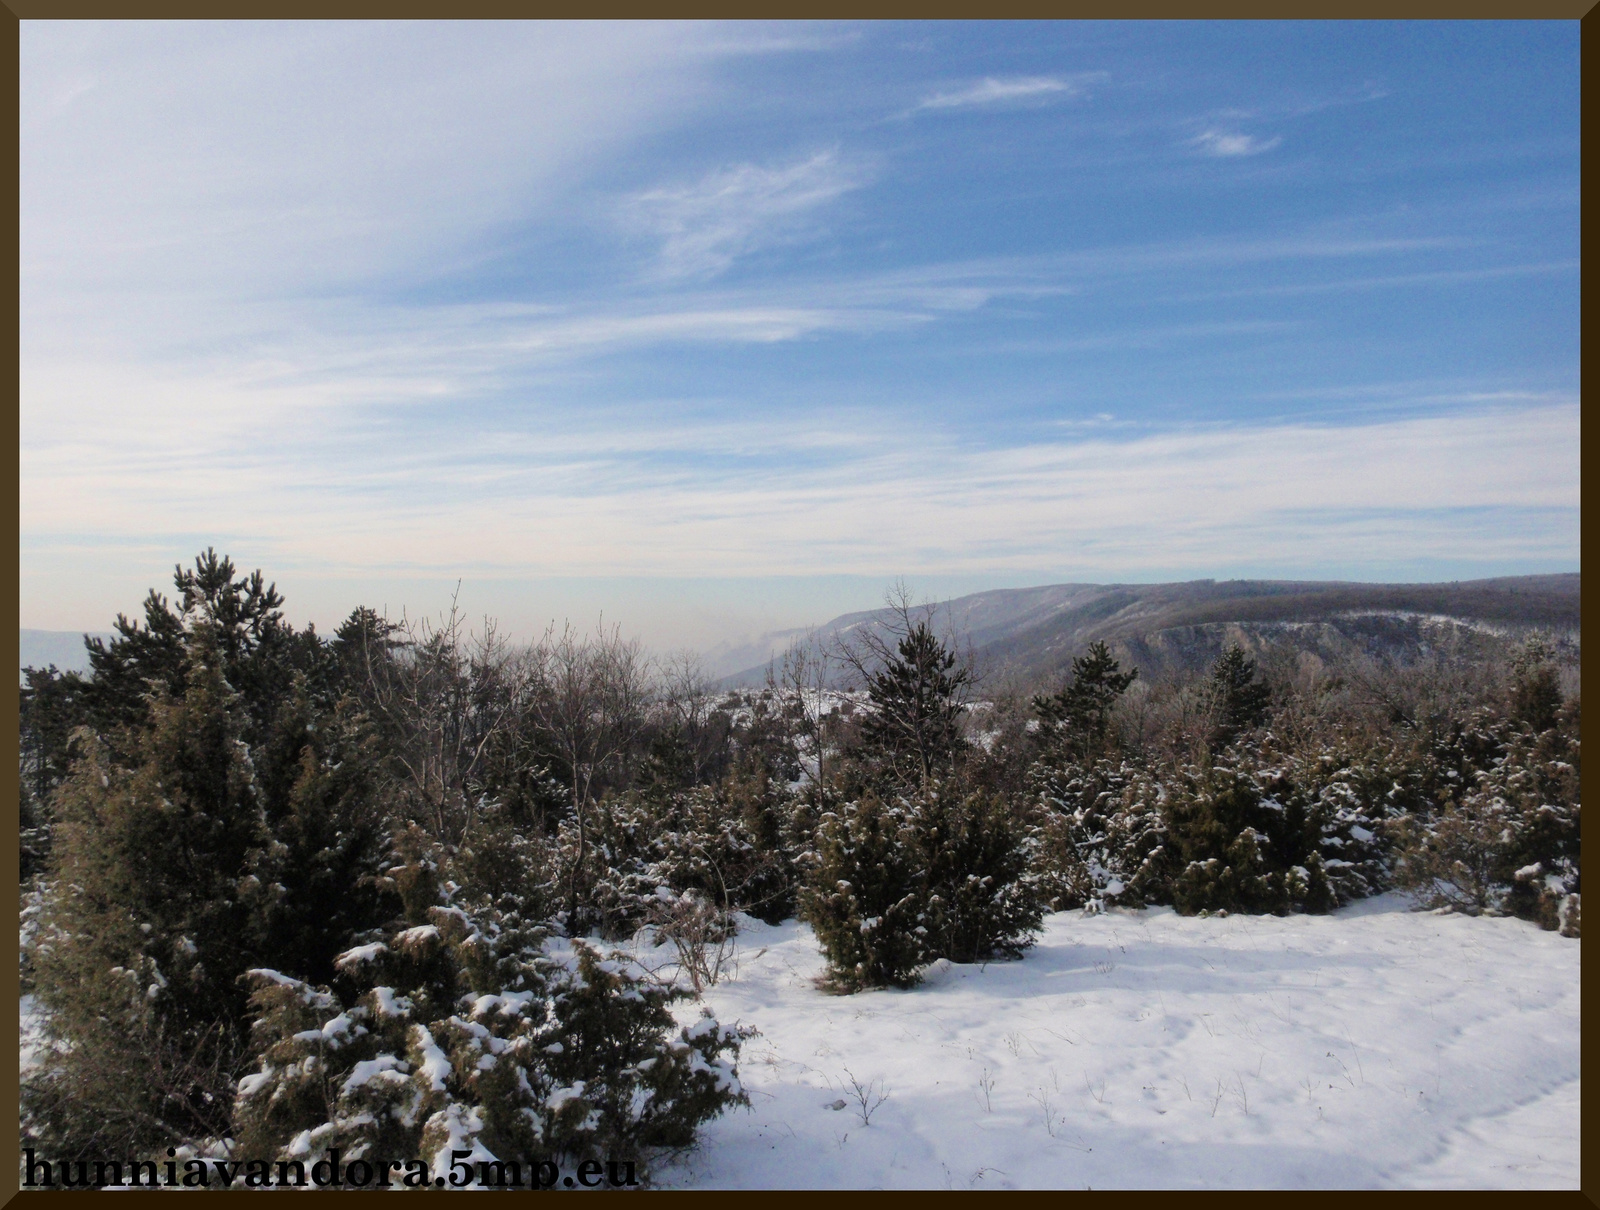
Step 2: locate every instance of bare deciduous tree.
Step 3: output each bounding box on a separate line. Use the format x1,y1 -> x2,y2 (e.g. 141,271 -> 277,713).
658,650 -> 729,786
768,632 -> 833,801
360,592 -> 531,844
525,620 -> 654,917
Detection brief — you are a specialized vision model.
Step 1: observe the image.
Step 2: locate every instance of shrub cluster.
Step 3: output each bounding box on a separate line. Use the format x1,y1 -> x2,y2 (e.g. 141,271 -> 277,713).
1023,638 -> 1579,933
19,553 -> 754,1174
234,857 -> 748,1173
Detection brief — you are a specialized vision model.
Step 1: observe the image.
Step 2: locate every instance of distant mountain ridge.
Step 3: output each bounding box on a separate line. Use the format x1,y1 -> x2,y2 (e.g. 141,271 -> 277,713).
22,573 -> 1581,690
717,574 -> 1581,687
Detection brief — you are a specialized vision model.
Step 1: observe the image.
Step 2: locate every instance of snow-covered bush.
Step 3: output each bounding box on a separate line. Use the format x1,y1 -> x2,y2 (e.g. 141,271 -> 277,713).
639,775 -> 798,927
1030,760 -> 1169,911
1279,747 -> 1407,906
450,800 -> 559,925
548,796 -> 656,940
1377,650 -> 1580,934
1393,720 -> 1580,926
799,794 -> 925,990
800,788 -> 1042,991
915,787 -> 1044,963
234,889 -> 751,1176
553,774 -> 800,941
1163,757 -> 1337,917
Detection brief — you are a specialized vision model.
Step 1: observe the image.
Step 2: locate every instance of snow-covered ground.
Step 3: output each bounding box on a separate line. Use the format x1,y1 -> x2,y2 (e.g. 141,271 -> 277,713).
19,897 -> 1577,1189
655,895 -> 1579,1189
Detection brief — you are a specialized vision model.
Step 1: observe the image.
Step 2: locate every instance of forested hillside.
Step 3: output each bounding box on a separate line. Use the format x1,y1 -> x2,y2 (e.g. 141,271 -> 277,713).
717,574 -> 1580,685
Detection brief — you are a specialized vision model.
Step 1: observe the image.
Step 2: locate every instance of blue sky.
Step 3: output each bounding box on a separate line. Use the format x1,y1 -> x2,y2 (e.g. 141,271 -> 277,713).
19,21 -> 1580,651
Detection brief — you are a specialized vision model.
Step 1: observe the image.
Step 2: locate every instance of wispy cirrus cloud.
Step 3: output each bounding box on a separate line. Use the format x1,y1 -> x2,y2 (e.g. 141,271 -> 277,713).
1189,128 -> 1283,158
623,149 -> 868,280
1184,81 -> 1385,158
915,74 -> 1094,112
20,395 -> 1579,586
18,227 -> 1490,426
20,22 -> 732,300
1254,79 -> 1391,122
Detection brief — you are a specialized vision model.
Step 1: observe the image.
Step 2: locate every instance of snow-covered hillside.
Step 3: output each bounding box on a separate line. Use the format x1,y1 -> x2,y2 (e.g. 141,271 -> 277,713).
654,896 -> 1578,1189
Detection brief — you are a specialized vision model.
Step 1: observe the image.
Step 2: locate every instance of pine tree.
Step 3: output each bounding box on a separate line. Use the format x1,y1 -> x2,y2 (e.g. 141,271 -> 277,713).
1033,641 -> 1137,764
248,685 -> 400,987
25,624 -> 273,1157
19,664 -> 90,806
859,622 -> 972,790
81,588 -> 188,746
19,665 -> 90,881
1204,645 -> 1272,750
81,549 -> 327,757
21,560 -> 398,1160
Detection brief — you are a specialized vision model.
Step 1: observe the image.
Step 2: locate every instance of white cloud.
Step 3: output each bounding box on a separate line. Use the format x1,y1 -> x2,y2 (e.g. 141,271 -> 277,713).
624,150 -> 867,280
1190,129 -> 1283,158
691,25 -> 864,56
916,75 -> 1084,112
16,229 -> 1497,461
19,22 -> 725,303
21,383 -> 1579,588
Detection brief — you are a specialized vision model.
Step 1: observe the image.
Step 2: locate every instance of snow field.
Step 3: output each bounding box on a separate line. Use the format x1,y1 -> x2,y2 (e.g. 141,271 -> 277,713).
18,897 -> 1577,1189
655,895 -> 1579,1189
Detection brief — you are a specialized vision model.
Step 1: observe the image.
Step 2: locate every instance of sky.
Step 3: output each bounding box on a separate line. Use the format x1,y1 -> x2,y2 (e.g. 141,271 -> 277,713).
18,20 -> 1580,654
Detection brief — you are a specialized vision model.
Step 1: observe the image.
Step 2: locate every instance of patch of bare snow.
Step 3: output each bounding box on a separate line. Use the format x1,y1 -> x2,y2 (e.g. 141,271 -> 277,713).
656,895 -> 1579,1189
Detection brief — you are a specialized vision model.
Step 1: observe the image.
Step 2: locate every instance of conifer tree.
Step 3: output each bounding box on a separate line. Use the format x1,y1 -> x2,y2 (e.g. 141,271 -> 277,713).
1204,645 -> 1272,750
801,787 -> 1042,989
81,589 -> 189,746
248,684 -> 400,987
1163,759 -> 1336,916
858,621 -> 972,789
1508,636 -> 1563,733
234,838 -> 750,1176
1031,760 -> 1170,911
80,549 -> 332,759
19,665 -> 90,880
1393,704 -> 1580,926
914,788 -> 1042,963
19,664 -> 89,806
1033,641 -> 1137,764
800,794 -> 927,990
25,624 -> 273,1156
